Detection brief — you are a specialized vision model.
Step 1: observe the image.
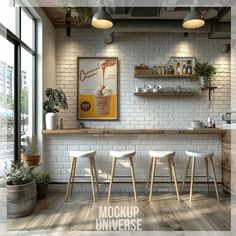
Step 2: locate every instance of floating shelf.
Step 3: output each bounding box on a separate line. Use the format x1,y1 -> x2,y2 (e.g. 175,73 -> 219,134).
134,92 -> 199,96
134,73 -> 196,79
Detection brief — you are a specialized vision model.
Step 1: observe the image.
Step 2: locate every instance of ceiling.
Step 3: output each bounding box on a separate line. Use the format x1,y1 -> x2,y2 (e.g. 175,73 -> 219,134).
43,7 -> 231,29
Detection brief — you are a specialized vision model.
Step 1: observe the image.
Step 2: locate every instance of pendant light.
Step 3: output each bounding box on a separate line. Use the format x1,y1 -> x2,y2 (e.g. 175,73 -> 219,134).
183,7 -> 205,29
91,7 -> 113,29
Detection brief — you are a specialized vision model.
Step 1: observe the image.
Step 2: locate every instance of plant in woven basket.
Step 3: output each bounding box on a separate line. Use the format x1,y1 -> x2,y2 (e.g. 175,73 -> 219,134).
21,136 -> 40,166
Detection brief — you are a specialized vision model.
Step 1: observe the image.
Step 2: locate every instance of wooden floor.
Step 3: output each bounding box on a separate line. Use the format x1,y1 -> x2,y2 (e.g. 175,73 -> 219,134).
7,191 -> 231,232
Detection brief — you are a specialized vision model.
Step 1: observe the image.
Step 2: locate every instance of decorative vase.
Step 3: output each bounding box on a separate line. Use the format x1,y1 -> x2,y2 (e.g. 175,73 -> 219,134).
45,113 -> 58,130
21,154 -> 41,166
199,76 -> 210,89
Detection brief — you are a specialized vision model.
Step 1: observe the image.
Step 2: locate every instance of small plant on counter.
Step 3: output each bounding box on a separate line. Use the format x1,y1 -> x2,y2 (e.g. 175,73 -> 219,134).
43,88 -> 68,130
7,161 -> 33,185
33,173 -> 51,200
21,135 -> 40,166
195,62 -> 216,89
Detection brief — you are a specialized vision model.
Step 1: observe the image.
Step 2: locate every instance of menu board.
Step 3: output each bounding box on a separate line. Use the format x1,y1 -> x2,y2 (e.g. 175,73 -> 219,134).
77,57 -> 118,120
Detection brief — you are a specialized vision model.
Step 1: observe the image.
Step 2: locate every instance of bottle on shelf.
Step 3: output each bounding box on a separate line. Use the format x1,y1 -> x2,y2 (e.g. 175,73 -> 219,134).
182,62 -> 187,74
176,62 -> 181,74
207,117 -> 213,128
187,60 -> 192,74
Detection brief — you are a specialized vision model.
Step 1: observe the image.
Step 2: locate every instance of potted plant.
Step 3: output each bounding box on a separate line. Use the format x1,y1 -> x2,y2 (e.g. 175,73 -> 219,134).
195,62 -> 216,89
7,162 -> 37,218
21,135 -> 40,166
43,88 -> 68,130
33,173 -> 50,200
60,7 -> 92,25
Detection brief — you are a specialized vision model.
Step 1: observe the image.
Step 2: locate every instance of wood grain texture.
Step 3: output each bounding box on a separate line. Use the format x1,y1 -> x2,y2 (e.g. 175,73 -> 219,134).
7,192 -> 231,232
42,128 -> 226,135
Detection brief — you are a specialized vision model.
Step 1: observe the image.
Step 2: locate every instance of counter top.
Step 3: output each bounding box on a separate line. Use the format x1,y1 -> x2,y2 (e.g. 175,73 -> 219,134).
42,128 -> 226,135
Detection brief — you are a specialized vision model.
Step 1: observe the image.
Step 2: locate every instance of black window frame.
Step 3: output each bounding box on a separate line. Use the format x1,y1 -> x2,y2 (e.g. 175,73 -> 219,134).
0,6 -> 36,162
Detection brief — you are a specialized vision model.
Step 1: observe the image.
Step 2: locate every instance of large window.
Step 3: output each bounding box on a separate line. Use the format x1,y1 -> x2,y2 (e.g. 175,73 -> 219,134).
0,5 -> 36,162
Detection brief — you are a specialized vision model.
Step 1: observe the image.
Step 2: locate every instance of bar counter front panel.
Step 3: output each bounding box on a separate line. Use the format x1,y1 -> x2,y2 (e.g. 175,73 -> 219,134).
43,128 -> 225,192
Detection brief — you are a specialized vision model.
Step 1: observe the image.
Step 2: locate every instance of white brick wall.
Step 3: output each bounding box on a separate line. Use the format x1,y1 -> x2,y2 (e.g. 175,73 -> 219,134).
45,30 -> 230,191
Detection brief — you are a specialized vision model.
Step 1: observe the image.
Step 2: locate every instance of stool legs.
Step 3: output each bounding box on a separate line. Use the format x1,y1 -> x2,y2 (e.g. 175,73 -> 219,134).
129,156 -> 137,202
108,157 -> 116,202
190,157 -> 196,202
145,158 -> 153,193
65,157 -> 76,202
149,157 -> 157,201
182,156 -> 219,202
170,157 -> 180,202
181,157 -> 191,193
209,156 -> 220,202
89,157 -> 96,202
168,157 -> 173,191
92,157 -> 99,192
70,158 -> 77,195
205,158 -> 209,193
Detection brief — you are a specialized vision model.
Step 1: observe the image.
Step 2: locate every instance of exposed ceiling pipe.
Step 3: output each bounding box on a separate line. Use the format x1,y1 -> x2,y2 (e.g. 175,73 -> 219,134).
109,19 -> 209,33
102,20 -> 230,44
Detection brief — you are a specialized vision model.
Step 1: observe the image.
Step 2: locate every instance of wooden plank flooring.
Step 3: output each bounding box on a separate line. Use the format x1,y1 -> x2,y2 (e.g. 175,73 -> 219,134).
7,191 -> 231,233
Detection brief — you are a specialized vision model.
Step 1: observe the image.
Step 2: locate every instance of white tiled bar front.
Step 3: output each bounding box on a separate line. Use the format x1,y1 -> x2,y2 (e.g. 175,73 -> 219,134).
45,133 -> 222,192
44,30 -> 230,192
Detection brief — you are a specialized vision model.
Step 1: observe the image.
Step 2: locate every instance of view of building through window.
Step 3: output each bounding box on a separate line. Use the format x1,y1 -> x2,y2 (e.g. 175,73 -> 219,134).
0,5 -> 35,161
0,35 -> 15,161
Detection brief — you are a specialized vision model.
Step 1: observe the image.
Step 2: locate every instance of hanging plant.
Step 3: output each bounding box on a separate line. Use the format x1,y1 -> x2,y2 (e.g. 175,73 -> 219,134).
59,7 -> 92,25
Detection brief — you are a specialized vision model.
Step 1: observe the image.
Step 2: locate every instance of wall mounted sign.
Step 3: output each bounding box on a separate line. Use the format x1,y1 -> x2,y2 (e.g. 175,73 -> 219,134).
77,57 -> 118,120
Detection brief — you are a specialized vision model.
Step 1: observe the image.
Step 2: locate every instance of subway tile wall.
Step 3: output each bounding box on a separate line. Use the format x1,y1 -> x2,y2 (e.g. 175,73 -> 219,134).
45,30 -> 230,191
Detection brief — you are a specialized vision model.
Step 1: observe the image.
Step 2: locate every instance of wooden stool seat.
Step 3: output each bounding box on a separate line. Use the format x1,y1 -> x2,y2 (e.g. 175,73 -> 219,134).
147,151 -> 180,202
182,150 -> 219,202
185,150 -> 213,159
65,150 -> 99,202
108,150 -> 137,202
69,150 -> 96,158
110,150 -> 136,158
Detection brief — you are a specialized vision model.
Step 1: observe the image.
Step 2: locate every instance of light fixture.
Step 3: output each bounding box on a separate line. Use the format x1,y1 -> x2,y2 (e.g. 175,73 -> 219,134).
91,7 -> 113,29
183,7 -> 205,29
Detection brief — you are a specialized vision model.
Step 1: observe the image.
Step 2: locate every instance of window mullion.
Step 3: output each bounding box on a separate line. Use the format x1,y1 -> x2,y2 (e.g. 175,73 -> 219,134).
14,43 -> 21,163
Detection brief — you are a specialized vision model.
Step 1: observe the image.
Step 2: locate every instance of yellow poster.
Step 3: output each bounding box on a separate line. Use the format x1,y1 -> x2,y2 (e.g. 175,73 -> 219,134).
77,58 -> 118,120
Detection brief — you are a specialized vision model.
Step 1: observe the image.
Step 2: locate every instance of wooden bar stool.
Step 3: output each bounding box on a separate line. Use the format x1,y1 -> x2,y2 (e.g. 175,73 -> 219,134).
181,150 -> 219,202
65,150 -> 99,202
146,151 -> 180,202
108,150 -> 137,202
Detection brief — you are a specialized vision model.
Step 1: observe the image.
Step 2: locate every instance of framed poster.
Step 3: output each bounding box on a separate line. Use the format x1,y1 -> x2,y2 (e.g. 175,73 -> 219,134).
77,57 -> 118,120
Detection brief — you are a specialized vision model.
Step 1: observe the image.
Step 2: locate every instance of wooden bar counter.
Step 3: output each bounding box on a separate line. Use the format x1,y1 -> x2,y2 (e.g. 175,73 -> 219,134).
42,128 -> 226,135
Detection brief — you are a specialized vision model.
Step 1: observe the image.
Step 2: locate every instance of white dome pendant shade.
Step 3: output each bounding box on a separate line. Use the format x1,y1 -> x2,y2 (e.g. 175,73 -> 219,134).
183,7 -> 205,29
91,7 -> 113,29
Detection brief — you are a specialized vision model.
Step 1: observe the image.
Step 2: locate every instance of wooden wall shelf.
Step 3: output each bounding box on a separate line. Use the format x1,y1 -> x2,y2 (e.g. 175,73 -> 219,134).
42,128 -> 226,135
134,92 -> 199,96
134,73 -> 196,79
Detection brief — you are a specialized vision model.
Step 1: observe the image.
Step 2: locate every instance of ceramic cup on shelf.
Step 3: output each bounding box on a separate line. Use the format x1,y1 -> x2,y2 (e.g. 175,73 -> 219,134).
153,84 -> 162,93
143,84 -> 152,93
135,87 -> 141,93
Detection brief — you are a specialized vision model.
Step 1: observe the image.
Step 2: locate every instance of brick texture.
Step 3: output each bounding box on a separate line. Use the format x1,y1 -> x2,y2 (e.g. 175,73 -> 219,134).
45,30 -> 230,191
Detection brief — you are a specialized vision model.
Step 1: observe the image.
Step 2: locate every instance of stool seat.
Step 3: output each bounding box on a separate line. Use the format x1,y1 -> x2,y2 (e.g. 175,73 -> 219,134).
69,150 -> 96,158
110,150 -> 136,158
149,151 -> 175,158
185,150 -> 213,159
